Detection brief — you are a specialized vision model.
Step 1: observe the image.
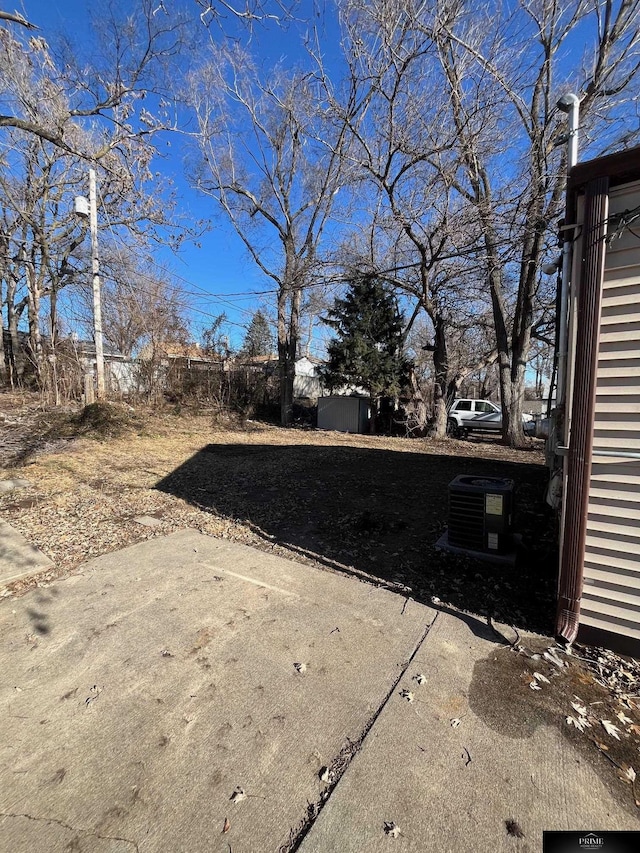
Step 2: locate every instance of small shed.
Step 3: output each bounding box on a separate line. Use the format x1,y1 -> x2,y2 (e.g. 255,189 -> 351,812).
317,396 -> 370,433
557,147 -> 640,657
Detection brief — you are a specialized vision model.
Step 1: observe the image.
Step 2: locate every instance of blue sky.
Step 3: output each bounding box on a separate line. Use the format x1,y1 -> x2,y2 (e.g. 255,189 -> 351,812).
20,0 -> 342,352
14,0 -> 634,364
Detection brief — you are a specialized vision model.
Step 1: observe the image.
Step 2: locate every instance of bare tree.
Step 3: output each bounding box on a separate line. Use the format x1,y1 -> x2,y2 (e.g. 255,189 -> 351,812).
80,252 -> 191,359
0,1 -> 186,157
0,114 -> 185,397
416,0 -> 640,445
326,0 -> 503,436
335,0 -> 640,445
189,44 -> 352,424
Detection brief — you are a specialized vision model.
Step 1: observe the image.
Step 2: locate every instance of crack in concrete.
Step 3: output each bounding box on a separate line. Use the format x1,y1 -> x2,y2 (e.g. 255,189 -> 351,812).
0,811 -> 140,851
279,613 -> 437,853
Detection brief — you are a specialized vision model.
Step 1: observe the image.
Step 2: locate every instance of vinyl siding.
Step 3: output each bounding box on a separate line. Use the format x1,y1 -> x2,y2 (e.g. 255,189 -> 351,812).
581,179 -> 640,642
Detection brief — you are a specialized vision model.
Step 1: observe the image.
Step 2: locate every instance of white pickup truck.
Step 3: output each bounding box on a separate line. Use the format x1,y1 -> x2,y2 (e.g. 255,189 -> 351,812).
447,399 -> 532,438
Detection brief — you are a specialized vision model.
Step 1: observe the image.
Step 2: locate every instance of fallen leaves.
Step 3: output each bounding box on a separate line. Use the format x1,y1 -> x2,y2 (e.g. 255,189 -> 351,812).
543,649 -> 565,668
505,819 -> 525,839
413,673 -> 427,686
618,765 -> 636,783
617,710 -> 634,726
319,767 -> 331,783
570,700 -> 588,717
601,720 -> 622,740
566,715 -> 591,733
230,787 -> 247,804
222,817 -> 231,834
450,718 -> 461,728
293,662 -> 307,674
383,821 -> 401,838
399,688 -> 414,703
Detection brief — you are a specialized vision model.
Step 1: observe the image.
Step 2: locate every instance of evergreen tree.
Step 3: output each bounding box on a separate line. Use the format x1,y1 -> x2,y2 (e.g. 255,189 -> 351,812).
320,274 -> 412,400
241,310 -> 274,358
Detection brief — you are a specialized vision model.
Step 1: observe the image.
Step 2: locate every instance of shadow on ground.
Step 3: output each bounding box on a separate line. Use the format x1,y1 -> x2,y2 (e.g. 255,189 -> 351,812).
156,442 -> 557,635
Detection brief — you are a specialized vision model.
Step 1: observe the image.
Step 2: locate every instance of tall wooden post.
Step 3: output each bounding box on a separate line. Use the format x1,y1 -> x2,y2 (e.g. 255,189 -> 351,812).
89,168 -> 105,400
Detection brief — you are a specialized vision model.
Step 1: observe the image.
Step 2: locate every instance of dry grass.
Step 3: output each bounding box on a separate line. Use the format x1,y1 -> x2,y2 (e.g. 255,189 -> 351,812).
0,394 -> 552,632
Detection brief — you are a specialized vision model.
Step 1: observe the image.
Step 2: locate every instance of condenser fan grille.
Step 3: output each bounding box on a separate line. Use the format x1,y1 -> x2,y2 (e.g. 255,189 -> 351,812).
448,490 -> 485,550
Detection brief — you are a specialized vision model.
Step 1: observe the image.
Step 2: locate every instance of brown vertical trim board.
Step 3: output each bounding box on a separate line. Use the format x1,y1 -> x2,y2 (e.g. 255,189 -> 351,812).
556,175 -> 609,644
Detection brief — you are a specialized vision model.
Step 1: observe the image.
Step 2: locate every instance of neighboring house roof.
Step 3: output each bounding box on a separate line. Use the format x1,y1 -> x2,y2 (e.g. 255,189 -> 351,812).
161,343 -> 215,361
74,339 -> 128,360
138,342 -> 223,363
233,354 -> 278,367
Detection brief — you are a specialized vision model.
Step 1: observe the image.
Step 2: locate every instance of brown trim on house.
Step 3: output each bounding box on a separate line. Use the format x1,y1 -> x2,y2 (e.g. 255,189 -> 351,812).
577,624 -> 640,660
556,175 -> 610,644
568,145 -> 640,191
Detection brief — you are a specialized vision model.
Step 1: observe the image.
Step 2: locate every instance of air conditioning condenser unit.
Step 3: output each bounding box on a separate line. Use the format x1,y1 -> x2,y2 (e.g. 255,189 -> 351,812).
447,475 -> 514,555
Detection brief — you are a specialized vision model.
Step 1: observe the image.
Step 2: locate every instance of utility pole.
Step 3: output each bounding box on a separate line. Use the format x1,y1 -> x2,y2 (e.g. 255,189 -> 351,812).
89,168 -> 105,399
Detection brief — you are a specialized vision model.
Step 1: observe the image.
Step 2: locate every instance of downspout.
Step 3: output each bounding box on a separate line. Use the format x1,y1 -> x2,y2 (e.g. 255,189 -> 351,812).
553,93 -> 580,642
556,175 -> 609,643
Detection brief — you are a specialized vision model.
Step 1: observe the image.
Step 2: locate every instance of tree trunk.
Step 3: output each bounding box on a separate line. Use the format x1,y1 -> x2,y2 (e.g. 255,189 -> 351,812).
408,370 -> 428,431
50,285 -> 60,405
0,231 -> 7,386
25,258 -> 44,387
503,361 -> 527,446
430,315 -> 449,439
480,210 -> 530,447
0,314 -> 6,387
278,281 -> 302,427
6,276 -> 22,386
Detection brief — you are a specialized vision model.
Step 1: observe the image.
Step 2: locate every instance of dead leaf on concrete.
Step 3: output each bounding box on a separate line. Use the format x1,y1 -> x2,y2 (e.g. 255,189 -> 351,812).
319,767 -> 331,783
160,649 -> 173,657
617,710 -> 634,725
230,787 -> 246,804
383,821 -> 401,838
399,688 -> 414,703
293,662 -> 307,674
413,673 -> 427,686
222,817 -> 231,833
566,715 -> 591,732
505,819 -> 525,838
618,765 -> 637,784
601,720 -> 622,740
450,718 -> 461,728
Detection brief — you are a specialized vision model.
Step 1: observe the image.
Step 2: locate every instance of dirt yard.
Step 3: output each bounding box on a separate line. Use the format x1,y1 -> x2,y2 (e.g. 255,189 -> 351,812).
0,392 -> 555,634
2,392 -> 639,811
